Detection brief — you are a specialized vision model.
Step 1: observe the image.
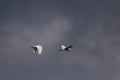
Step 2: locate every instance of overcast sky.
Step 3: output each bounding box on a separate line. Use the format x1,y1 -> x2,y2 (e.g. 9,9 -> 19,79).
0,0 -> 120,80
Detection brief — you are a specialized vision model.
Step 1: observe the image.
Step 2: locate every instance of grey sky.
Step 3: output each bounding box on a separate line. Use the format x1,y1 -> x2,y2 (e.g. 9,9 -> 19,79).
0,0 -> 120,80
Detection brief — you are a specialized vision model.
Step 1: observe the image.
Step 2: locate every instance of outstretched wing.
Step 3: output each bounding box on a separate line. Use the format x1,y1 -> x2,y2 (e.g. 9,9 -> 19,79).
61,45 -> 66,50
65,45 -> 73,50
36,45 -> 43,55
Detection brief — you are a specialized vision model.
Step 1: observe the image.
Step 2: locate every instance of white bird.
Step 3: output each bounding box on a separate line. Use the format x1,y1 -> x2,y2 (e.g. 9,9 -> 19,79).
31,45 -> 43,55
59,45 -> 73,51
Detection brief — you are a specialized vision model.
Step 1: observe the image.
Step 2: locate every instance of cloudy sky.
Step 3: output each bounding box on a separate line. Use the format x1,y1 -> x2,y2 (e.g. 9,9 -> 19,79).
0,0 -> 120,80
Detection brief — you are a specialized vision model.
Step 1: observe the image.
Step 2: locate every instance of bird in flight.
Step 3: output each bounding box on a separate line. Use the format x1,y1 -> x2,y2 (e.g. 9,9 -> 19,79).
59,45 -> 73,51
31,45 -> 43,55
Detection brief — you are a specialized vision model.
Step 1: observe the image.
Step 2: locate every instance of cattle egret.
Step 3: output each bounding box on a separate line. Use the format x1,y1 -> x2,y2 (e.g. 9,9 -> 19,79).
59,45 -> 73,51
31,45 -> 43,55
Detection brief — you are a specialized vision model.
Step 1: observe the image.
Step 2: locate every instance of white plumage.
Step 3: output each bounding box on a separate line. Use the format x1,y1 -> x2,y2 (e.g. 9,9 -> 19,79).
59,45 -> 73,51
31,45 -> 43,55
61,45 -> 66,50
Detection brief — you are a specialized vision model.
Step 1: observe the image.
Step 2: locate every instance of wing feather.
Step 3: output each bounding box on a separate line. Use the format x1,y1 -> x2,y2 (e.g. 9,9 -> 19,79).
61,45 -> 66,50
35,45 -> 43,55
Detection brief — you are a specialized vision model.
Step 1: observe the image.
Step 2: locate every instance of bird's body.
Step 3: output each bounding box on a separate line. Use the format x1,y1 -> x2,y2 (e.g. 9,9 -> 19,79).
31,45 -> 43,55
59,45 -> 73,51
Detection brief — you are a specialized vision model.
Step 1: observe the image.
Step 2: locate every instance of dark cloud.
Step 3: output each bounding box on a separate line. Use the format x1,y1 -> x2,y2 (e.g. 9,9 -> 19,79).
0,0 -> 120,80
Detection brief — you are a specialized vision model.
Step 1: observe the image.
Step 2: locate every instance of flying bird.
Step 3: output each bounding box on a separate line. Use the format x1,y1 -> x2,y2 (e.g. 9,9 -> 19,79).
31,45 -> 43,55
59,45 -> 73,51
